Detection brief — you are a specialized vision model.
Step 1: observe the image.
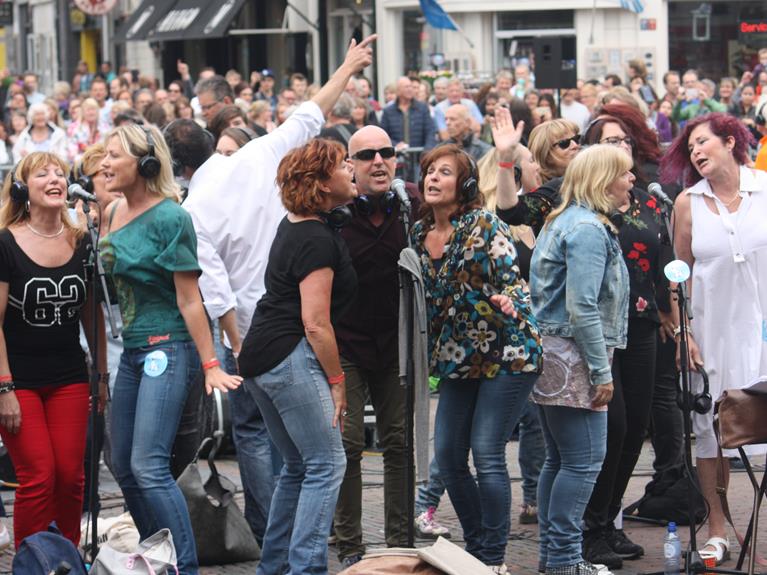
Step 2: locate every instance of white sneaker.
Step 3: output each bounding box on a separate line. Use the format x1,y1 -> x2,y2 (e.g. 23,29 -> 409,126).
488,564 -> 509,574
0,522 -> 10,551
414,506 -> 451,539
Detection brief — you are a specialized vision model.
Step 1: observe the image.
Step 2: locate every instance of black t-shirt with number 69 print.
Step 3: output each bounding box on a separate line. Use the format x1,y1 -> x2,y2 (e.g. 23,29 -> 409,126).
0,229 -> 90,390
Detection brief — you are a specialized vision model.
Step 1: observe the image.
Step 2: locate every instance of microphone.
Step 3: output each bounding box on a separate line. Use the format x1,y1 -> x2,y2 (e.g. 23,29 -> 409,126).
68,182 -> 97,203
648,182 -> 673,209
390,178 -> 411,211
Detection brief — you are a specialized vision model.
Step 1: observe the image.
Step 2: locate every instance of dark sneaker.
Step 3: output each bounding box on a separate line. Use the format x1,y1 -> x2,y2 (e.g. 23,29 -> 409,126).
519,503 -> 538,524
606,527 -> 644,559
583,531 -> 623,570
341,553 -> 363,568
546,561 -> 614,575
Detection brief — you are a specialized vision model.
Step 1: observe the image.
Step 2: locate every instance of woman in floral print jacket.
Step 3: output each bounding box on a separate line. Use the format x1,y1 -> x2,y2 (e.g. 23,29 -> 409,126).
411,143 -> 542,573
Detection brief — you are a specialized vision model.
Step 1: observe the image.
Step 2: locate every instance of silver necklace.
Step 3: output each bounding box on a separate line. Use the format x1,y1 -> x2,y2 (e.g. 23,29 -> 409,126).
26,221 -> 65,238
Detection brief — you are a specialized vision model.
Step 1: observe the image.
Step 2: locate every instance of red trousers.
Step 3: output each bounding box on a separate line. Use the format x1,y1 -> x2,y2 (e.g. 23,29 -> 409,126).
1,383 -> 89,548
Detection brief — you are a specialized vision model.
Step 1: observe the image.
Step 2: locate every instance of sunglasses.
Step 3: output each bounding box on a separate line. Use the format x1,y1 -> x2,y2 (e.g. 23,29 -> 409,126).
553,135 -> 581,150
351,147 -> 396,161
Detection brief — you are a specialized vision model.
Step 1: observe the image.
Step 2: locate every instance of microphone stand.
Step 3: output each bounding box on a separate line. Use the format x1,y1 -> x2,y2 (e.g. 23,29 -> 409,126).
397,196 -> 416,547
80,200 -> 119,562
648,199 -> 745,575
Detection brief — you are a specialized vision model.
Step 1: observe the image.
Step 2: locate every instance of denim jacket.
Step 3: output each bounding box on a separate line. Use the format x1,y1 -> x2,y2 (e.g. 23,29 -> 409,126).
530,204 -> 629,385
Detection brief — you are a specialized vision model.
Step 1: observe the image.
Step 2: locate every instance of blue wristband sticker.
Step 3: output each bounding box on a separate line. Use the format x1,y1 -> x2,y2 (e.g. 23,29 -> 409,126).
144,350 -> 169,377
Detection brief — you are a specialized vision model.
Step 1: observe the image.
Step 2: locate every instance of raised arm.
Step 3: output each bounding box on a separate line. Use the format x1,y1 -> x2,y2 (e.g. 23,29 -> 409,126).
491,106 -> 525,210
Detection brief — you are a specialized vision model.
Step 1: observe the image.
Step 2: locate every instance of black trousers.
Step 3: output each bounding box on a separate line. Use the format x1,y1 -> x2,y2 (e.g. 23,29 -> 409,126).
649,333 -> 683,477
584,317 -> 657,530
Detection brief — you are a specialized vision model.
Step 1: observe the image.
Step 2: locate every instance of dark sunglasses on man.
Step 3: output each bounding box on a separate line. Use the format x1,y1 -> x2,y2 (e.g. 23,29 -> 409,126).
351,147 -> 397,161
552,135 -> 581,150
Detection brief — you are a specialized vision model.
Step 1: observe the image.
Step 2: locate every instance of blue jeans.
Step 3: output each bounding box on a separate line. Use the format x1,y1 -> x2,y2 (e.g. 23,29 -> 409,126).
224,348 -> 280,547
518,399 -> 545,506
111,341 -> 199,575
537,405 -> 607,569
250,338 -> 346,575
415,455 -> 446,514
434,374 -> 537,564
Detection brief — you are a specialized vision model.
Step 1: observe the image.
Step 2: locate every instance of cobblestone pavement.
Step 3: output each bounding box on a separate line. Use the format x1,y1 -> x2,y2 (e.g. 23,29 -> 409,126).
1,397 -> 765,574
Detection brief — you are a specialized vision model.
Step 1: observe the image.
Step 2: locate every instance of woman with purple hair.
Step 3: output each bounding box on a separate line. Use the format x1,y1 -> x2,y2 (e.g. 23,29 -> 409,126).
659,112 -> 767,566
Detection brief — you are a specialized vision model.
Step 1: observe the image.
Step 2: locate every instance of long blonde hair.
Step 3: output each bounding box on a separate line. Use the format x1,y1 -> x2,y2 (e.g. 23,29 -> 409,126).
546,144 -> 632,230
477,148 -> 532,242
104,123 -> 181,202
0,152 -> 84,239
528,119 -> 580,183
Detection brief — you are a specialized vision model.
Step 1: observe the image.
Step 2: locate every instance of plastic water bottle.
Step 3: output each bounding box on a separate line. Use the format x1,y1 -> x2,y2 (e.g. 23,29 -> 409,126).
664,522 -> 681,575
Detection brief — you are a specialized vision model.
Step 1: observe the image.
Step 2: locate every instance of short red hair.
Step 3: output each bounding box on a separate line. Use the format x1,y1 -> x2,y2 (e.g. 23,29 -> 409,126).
277,138 -> 346,215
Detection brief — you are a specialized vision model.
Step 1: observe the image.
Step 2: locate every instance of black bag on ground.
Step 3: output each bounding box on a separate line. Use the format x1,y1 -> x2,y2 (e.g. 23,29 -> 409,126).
624,463 -> 706,525
176,437 -> 261,565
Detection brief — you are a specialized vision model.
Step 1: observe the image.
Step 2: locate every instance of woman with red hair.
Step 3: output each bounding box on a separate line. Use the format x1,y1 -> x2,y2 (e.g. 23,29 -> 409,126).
660,113 -> 767,566
238,138 -> 358,575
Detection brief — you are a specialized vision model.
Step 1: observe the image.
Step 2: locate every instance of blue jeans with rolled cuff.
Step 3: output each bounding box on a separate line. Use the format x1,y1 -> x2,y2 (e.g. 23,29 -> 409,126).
434,373 -> 538,565
110,340 -> 200,575
250,338 -> 346,575
537,404 -> 607,569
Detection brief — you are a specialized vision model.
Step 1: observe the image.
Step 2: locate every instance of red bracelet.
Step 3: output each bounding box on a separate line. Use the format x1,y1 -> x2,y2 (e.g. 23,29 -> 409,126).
498,161 -> 515,169
202,358 -> 220,371
0,375 -> 12,383
327,373 -> 346,385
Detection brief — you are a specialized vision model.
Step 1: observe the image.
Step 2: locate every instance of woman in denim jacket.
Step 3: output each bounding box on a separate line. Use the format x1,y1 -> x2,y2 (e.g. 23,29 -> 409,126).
528,145 -> 631,575
411,144 -> 543,573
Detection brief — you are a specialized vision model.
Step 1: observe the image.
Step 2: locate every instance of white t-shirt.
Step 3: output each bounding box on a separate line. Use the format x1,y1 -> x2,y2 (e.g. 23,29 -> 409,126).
560,100 -> 591,133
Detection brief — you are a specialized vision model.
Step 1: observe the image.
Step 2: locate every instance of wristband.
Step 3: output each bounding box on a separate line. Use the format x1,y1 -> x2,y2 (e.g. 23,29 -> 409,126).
0,382 -> 14,393
202,358 -> 220,371
498,161 -> 515,170
327,373 -> 346,385
98,372 -> 110,384
0,375 -> 12,383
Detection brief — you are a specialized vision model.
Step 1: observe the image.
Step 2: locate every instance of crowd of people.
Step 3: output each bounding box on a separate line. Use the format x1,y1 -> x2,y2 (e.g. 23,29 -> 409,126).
0,35 -> 765,575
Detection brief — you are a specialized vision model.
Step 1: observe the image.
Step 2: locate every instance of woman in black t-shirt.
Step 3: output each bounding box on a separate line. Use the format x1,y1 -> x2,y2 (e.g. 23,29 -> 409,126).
0,152 -> 106,548
239,138 -> 357,575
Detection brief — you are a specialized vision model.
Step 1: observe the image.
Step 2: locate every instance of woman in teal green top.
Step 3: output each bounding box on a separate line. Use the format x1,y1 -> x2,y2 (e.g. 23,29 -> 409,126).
99,124 -> 242,575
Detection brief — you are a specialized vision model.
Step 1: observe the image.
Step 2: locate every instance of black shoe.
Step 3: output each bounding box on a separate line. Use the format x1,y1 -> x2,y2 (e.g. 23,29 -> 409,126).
606,528 -> 644,559
583,532 -> 623,570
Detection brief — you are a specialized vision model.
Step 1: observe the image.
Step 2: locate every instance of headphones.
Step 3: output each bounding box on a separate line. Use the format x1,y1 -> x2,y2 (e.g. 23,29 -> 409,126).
676,365 -> 712,415
138,127 -> 162,179
756,102 -> 766,127
9,165 -> 28,204
353,191 -> 397,217
319,205 -> 353,231
419,148 -> 479,203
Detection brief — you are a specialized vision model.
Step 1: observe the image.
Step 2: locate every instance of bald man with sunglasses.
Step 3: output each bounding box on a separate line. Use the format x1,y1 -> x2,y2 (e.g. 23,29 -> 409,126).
332,125 -> 421,567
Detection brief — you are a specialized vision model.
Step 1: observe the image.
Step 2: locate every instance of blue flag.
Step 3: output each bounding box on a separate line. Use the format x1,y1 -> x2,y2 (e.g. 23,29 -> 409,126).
419,0 -> 458,30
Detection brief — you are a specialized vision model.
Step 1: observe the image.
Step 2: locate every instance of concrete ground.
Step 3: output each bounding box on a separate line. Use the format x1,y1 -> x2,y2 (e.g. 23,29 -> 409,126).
1,396 -> 765,574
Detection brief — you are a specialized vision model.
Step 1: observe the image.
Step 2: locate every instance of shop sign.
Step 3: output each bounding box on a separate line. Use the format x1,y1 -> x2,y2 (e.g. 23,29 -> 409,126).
739,20 -> 767,43
0,2 -> 12,26
74,0 -> 117,16
640,18 -> 656,31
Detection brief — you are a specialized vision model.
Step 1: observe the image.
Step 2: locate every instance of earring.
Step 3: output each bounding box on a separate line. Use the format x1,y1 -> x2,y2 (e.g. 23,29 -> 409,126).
25,200 -> 30,213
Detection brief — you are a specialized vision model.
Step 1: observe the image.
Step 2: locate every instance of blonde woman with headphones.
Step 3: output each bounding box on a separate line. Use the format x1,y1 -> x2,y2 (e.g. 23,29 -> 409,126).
99,124 -> 241,575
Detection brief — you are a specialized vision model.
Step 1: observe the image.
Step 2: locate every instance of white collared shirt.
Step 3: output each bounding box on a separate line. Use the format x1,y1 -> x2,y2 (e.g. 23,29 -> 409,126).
183,100 -> 326,338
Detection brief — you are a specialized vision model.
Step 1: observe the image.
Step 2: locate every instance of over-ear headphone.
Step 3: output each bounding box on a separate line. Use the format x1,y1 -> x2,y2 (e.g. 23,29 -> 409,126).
319,204 -> 353,231
138,127 -> 162,179
756,102 -> 766,127
9,165 -> 28,204
676,365 -> 712,415
353,191 -> 397,217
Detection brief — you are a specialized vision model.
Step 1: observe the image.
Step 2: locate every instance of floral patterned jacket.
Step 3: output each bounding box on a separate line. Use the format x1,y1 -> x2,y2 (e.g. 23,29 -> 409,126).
411,209 -> 543,381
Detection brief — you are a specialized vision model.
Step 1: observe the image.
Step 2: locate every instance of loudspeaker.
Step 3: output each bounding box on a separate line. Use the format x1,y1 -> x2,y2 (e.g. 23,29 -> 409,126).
533,36 -> 577,90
